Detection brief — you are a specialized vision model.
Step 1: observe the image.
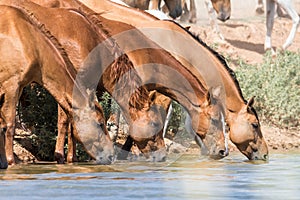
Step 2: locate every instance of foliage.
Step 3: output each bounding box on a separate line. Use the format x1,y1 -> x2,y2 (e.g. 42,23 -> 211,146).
18,84 -> 57,161
98,92 -> 119,120
234,51 -> 300,129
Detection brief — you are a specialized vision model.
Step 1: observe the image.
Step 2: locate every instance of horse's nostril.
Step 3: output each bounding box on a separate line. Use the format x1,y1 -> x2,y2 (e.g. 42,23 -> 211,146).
108,155 -> 114,162
219,150 -> 226,157
263,154 -> 269,161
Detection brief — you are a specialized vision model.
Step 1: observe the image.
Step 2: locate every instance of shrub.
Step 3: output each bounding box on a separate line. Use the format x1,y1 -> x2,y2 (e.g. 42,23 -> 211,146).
235,51 -> 300,129
18,84 -> 57,161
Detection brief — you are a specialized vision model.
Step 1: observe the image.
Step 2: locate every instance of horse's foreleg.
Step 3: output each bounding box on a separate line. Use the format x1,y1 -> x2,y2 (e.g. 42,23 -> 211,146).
277,0 -> 300,49
55,105 -> 68,164
265,0 -> 276,51
189,0 -> 197,23
256,0 -> 265,14
67,124 -> 78,163
149,0 -> 160,10
2,90 -> 18,165
205,0 -> 224,40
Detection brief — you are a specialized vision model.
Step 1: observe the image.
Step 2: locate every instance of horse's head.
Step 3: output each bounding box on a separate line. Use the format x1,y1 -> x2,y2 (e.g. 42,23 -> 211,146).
192,87 -> 228,159
211,0 -> 231,22
164,0 -> 183,19
227,97 -> 269,161
0,93 -> 8,169
72,91 -> 115,165
129,103 -> 166,162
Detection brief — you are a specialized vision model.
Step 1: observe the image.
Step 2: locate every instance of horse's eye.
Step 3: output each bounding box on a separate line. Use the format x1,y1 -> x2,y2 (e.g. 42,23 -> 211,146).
1,127 -> 6,133
252,123 -> 259,129
151,122 -> 159,127
98,122 -> 104,129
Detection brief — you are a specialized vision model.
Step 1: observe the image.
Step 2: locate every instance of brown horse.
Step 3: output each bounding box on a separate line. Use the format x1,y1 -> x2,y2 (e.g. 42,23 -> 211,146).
0,93 -> 8,169
22,0 -> 229,161
65,0 -> 229,159
26,0 -> 229,160
79,0 -> 269,161
5,0 -> 166,163
0,4 -> 115,165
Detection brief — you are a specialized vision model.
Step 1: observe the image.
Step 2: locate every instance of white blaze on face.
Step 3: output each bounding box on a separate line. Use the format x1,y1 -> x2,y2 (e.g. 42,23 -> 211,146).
221,112 -> 228,154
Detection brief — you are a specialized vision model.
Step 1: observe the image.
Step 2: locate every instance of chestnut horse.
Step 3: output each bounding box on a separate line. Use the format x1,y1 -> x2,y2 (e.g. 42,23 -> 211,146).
4,0 -> 166,163
0,93 -> 8,169
23,0 -> 229,161
78,0 -> 268,161
64,0 -> 230,159
0,4 -> 115,165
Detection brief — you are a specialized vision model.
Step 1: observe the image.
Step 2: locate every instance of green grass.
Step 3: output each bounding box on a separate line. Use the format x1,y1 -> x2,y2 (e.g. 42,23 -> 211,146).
234,50 -> 300,129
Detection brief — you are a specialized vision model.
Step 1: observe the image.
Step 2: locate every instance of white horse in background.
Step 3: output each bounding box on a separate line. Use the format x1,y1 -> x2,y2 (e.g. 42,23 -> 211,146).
259,0 -> 300,51
111,0 -> 170,19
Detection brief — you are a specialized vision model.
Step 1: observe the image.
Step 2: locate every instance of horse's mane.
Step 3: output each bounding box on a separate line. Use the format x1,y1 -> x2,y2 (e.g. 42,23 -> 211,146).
68,5 -> 150,111
14,5 -> 77,83
165,20 -> 247,104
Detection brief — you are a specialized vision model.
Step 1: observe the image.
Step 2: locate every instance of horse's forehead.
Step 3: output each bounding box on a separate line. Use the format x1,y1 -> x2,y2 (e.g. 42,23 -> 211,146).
240,109 -> 258,122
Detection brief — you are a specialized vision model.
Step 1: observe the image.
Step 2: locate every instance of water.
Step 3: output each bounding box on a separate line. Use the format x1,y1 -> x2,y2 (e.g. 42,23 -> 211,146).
0,152 -> 299,200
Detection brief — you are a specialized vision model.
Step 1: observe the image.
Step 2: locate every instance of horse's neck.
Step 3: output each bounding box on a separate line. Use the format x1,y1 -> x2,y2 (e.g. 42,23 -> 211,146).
101,21 -> 206,121
9,4 -> 87,114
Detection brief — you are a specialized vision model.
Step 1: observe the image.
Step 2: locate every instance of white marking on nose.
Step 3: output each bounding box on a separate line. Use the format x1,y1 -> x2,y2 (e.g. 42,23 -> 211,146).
221,112 -> 228,154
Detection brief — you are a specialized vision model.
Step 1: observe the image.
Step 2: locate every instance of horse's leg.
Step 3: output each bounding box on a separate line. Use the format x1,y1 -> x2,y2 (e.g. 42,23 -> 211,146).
67,124 -> 78,163
149,0 -> 160,9
54,105 -> 68,164
265,0 -> 276,51
205,0 -> 224,40
189,0 -> 197,23
276,0 -> 300,49
117,135 -> 134,160
256,0 -> 265,14
2,89 -> 19,165
180,1 -> 190,22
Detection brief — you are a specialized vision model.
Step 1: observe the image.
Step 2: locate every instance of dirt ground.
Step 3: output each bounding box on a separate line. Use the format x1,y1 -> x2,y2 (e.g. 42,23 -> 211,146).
13,8 -> 300,162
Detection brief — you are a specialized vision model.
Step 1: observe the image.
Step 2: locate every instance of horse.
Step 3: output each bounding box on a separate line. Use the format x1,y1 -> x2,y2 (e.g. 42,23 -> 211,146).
4,0 -> 166,163
0,93 -> 8,169
263,0 -> 299,51
82,0 -> 269,161
149,0 -> 183,19
0,4 -> 115,165
28,0 -> 229,160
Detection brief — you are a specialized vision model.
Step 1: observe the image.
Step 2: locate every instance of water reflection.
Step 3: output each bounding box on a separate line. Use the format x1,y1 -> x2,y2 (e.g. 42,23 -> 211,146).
0,153 -> 299,199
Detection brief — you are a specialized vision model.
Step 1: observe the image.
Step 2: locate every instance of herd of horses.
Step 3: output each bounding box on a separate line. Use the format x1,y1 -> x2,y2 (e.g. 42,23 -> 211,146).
1,0 -> 296,169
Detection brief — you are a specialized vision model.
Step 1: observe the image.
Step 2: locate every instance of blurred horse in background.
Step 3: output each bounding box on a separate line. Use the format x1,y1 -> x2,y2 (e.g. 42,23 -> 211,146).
261,0 -> 299,51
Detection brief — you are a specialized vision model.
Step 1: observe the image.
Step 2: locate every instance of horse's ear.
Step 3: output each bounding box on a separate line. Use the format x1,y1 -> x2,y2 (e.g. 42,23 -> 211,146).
185,26 -> 191,31
149,90 -> 157,102
247,96 -> 256,107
